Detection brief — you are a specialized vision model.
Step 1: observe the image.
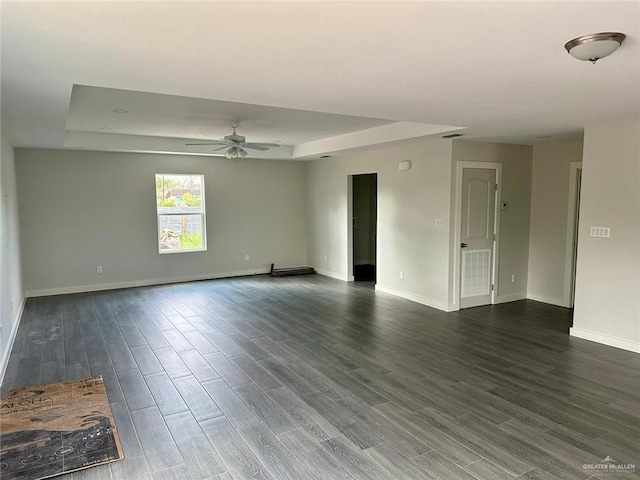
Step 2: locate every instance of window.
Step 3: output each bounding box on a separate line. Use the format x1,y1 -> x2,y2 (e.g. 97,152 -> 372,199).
155,174 -> 206,253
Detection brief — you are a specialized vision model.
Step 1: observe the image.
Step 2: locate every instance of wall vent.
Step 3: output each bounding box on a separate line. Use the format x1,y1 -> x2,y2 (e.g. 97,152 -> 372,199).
461,249 -> 492,298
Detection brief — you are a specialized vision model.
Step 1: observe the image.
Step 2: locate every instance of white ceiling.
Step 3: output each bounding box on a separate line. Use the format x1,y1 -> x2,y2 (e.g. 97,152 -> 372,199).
1,1 -> 638,159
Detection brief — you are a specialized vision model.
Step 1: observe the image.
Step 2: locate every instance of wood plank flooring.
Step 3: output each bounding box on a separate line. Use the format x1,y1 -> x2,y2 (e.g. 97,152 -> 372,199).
2,275 -> 638,480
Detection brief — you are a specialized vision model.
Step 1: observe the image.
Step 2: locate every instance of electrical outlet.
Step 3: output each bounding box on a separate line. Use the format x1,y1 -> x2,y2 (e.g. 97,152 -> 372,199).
511,274 -> 516,283
97,266 -> 103,274
436,219 -> 443,228
400,271 -> 404,280
590,227 -> 610,238
245,255 -> 250,261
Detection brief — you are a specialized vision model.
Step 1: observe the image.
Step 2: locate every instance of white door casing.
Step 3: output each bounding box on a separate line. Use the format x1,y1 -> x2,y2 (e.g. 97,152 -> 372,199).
454,162 -> 502,310
564,162 -> 582,307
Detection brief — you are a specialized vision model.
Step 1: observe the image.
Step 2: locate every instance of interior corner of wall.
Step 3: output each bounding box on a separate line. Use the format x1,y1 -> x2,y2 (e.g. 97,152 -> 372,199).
0,296 -> 26,386
570,327 -> 640,354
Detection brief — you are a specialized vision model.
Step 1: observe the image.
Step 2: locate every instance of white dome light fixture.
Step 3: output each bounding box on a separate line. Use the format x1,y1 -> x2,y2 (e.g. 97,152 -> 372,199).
565,32 -> 626,64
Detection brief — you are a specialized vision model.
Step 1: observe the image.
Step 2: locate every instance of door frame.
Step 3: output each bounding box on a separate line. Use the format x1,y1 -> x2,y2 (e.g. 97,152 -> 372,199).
347,175 -> 354,281
563,162 -> 582,307
453,161 -> 503,310
347,172 -> 378,282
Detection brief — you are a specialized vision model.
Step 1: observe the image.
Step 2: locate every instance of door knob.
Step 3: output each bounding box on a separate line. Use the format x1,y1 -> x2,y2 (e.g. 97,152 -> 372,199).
461,243 -> 468,248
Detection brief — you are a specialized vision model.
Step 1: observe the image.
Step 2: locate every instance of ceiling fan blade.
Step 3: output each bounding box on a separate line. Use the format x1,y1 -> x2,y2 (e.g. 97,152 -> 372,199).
185,141 -> 229,146
246,142 -> 280,148
211,146 -> 228,152
243,145 -> 270,151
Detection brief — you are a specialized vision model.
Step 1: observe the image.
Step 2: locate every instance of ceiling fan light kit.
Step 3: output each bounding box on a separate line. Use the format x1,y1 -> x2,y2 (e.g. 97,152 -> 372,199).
225,146 -> 247,159
564,32 -> 626,63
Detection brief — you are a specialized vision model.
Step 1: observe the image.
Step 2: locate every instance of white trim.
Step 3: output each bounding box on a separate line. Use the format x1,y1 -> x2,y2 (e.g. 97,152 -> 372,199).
315,268 -> 350,282
495,292 -> 528,304
526,293 -> 570,308
453,161 -> 503,310
570,327 -> 640,353
563,162 -> 582,307
375,285 -> 455,312
0,297 -> 26,386
155,173 -> 207,254
25,269 -> 271,297
347,175 -> 354,280
347,172 -> 378,285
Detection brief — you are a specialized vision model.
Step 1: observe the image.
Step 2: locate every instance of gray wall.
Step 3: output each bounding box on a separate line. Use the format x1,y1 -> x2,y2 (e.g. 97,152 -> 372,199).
528,139 -> 583,306
451,140 -> 533,303
571,118 -> 640,352
307,138 -> 455,311
16,149 -> 307,295
1,134 -> 24,380
307,138 -> 533,312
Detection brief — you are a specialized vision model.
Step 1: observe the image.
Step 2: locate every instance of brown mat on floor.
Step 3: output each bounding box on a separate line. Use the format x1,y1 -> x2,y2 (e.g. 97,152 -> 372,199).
0,376 -> 124,480
270,263 -> 316,276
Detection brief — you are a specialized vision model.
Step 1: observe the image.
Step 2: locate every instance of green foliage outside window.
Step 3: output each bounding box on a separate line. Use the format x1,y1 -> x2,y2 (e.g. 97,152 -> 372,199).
182,192 -> 201,206
179,232 -> 202,249
158,198 -> 176,207
156,176 -> 182,192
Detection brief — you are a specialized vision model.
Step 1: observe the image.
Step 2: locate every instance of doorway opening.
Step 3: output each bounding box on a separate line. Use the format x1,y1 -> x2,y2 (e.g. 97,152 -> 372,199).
352,173 -> 377,283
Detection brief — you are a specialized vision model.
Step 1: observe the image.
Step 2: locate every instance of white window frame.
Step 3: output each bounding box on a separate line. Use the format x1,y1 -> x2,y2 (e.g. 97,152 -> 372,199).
155,174 -> 206,254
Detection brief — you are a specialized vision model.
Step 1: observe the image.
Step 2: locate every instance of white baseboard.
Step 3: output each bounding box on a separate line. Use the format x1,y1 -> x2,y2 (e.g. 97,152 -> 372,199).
25,268 -> 271,298
527,293 -> 570,308
495,292 -> 527,304
314,268 -> 349,282
0,296 -> 26,386
570,327 -> 640,354
375,285 -> 454,312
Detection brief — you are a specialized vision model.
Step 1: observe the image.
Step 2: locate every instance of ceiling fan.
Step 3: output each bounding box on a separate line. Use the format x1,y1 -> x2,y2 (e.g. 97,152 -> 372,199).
186,121 -> 279,159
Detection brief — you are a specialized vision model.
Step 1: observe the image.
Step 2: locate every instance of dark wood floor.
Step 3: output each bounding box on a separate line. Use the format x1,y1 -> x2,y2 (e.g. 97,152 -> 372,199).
2,275 -> 639,480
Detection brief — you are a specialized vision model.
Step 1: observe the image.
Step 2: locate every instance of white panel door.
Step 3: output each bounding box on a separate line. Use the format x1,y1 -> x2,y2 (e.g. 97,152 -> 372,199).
460,168 -> 497,309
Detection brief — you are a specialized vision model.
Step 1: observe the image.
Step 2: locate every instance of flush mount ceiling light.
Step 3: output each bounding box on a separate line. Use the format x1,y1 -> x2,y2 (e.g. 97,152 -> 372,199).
224,146 -> 247,159
564,32 -> 626,63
